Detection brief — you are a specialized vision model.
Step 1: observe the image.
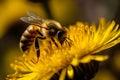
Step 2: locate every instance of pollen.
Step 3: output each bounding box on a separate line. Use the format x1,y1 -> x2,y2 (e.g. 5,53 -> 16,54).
7,18 -> 120,80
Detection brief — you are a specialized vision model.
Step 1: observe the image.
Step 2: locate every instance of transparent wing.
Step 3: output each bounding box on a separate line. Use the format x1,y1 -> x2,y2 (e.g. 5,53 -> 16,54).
20,17 -> 41,25
20,11 -> 43,25
27,11 -> 42,21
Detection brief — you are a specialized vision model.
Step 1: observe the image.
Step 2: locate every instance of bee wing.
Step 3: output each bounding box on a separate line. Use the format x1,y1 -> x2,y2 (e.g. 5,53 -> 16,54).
27,11 -> 42,21
20,11 -> 43,25
20,16 -> 42,25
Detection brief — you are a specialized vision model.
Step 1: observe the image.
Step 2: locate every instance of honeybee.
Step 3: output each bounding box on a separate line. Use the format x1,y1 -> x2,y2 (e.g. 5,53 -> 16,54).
20,11 -> 71,60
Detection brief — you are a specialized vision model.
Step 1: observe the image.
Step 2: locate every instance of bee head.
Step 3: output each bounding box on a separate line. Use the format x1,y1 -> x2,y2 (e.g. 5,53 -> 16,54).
56,29 -> 67,44
45,20 -> 67,44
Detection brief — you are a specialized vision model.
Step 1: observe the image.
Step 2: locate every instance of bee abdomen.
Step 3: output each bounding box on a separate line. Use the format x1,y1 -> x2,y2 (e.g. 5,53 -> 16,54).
20,44 -> 29,52
20,38 -> 34,52
20,26 -> 37,52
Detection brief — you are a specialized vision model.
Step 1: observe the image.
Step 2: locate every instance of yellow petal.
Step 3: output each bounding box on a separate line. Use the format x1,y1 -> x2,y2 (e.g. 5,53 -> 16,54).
67,65 -> 74,79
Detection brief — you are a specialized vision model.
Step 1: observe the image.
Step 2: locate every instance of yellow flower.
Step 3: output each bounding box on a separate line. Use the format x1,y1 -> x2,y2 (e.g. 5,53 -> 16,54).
7,18 -> 120,80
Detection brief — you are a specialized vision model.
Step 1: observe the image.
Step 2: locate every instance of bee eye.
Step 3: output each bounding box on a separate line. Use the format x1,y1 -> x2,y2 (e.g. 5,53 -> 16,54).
57,30 -> 65,39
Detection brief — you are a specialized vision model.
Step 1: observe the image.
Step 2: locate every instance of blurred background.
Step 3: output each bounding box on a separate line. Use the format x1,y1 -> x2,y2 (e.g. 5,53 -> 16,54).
0,0 -> 120,80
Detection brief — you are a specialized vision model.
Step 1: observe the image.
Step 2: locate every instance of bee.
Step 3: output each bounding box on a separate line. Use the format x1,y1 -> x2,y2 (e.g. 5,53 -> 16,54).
20,11 -> 71,60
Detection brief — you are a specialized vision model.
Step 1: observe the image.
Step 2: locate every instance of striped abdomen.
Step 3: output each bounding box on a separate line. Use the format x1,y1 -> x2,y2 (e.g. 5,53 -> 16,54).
20,25 -> 38,52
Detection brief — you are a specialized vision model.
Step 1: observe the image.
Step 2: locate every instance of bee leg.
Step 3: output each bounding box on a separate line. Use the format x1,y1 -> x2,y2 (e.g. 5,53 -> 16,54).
36,30 -> 45,37
35,37 -> 40,63
51,37 -> 58,47
35,36 -> 46,63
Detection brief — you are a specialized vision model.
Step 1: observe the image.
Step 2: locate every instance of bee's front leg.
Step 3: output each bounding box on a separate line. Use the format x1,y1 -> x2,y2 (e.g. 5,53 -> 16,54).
35,36 -> 46,63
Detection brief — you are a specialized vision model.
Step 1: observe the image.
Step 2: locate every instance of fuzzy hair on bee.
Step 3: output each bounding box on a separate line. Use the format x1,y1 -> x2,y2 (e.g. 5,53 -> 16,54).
20,11 -> 72,61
